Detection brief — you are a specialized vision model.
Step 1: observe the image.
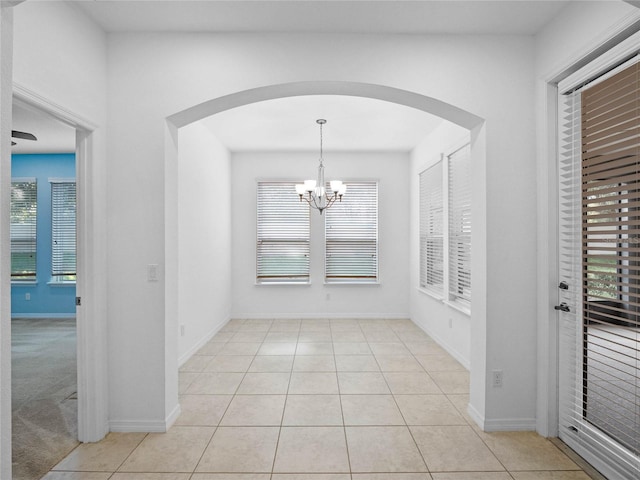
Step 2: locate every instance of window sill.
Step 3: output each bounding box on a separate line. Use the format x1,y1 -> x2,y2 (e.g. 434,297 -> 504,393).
11,281 -> 37,286
47,281 -> 76,287
444,300 -> 471,316
417,287 -> 444,301
255,282 -> 311,286
324,281 -> 380,286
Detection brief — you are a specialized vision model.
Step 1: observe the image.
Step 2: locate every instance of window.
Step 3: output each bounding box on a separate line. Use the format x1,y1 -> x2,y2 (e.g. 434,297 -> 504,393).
448,144 -> 472,306
11,179 -> 37,281
418,143 -> 471,310
51,180 -> 77,282
325,181 -> 378,283
419,162 -> 444,295
256,182 -> 310,283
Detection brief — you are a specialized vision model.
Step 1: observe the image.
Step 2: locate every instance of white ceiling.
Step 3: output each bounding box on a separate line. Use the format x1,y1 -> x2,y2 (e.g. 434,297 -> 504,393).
12,103 -> 76,154
16,0 -> 573,153
75,1 -> 570,35
201,95 -> 444,152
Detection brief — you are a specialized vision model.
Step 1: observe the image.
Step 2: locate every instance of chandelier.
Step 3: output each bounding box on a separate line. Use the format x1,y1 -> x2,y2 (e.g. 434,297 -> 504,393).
295,119 -> 346,214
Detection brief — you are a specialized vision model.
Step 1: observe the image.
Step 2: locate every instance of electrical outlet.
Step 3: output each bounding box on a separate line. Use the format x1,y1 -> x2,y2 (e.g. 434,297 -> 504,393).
180,325 -> 185,337
326,293 -> 331,301
448,318 -> 453,328
147,264 -> 159,282
492,370 -> 504,388
25,293 -> 30,301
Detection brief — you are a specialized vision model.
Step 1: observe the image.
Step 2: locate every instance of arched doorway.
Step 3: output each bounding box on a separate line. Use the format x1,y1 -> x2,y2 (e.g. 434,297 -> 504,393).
163,80 -> 487,431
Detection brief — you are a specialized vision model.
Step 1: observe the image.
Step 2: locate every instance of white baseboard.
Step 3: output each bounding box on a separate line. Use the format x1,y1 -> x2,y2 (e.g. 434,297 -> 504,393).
231,312 -> 410,320
111,404 -> 183,433
178,317 -> 229,367
411,317 -> 470,370
109,418 -> 171,433
11,313 -> 76,319
165,403 -> 181,431
482,417 -> 537,432
467,402 -> 485,430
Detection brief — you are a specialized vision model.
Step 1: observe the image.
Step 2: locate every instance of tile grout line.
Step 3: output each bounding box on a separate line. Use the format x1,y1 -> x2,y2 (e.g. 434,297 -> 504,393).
332,321 -> 355,478
269,319 -> 301,477
190,317 -> 251,475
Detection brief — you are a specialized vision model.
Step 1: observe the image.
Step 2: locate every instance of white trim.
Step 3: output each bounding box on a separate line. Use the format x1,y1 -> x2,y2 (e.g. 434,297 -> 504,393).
482,417 -> 537,432
545,9 -> 640,85
12,83 -> 108,444
178,317 -> 229,367
559,29 -> 640,93
467,402 -> 485,430
164,403 -> 181,431
417,287 -> 444,302
10,313 -> 75,319
411,315 -> 470,370
443,300 -> 471,317
13,83 -> 97,132
110,417 -> 175,433
48,177 -> 75,184
232,312 -> 410,320
47,280 -> 76,286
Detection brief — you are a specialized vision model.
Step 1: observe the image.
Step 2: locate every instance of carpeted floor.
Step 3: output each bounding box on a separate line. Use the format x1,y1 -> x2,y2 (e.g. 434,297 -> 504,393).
11,317 -> 79,480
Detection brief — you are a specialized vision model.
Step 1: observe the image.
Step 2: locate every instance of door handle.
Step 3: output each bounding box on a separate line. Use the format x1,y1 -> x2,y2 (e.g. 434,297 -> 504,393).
554,302 -> 570,312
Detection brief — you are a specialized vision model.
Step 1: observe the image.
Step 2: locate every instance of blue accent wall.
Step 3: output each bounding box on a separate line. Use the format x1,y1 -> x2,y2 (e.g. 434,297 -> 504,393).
11,154 -> 76,317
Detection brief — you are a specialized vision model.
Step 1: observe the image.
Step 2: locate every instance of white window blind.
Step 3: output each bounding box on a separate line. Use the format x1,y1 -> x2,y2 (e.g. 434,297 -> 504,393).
419,162 -> 444,294
325,181 -> 378,283
448,144 -> 472,305
11,179 -> 37,281
256,182 -> 310,283
51,181 -> 76,280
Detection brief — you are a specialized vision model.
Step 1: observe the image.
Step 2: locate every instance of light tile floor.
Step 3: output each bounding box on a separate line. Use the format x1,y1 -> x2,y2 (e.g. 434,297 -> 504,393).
44,318 -> 596,480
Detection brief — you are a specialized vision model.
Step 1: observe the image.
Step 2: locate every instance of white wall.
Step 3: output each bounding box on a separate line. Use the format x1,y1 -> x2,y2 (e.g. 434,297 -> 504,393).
7,0 -> 640,448
178,122 -> 232,364
409,121 -> 471,368
231,151 -> 410,319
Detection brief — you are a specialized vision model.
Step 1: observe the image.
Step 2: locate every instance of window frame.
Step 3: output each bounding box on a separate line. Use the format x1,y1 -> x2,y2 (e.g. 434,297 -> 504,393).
10,177 -> 38,283
256,180 -> 311,284
324,180 -> 379,284
418,143 -> 471,314
50,178 -> 77,284
419,159 -> 445,297
447,143 -> 472,308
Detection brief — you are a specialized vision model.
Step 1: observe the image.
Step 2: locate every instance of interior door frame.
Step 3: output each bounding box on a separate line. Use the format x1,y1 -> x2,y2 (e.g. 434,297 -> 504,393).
12,84 -> 108,444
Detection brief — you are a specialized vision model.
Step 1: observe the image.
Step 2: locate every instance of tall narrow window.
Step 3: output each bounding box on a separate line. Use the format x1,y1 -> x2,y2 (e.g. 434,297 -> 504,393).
448,144 -> 472,305
10,179 -> 37,281
420,162 -> 444,295
51,180 -> 77,281
325,181 -> 378,283
257,182 -> 310,283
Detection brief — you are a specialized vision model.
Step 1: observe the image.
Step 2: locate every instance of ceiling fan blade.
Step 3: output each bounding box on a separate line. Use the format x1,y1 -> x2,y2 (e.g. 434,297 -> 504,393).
11,130 -> 37,141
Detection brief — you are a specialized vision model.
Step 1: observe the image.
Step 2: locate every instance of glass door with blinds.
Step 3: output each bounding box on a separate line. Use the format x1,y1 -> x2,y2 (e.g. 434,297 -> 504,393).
558,55 -> 640,479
